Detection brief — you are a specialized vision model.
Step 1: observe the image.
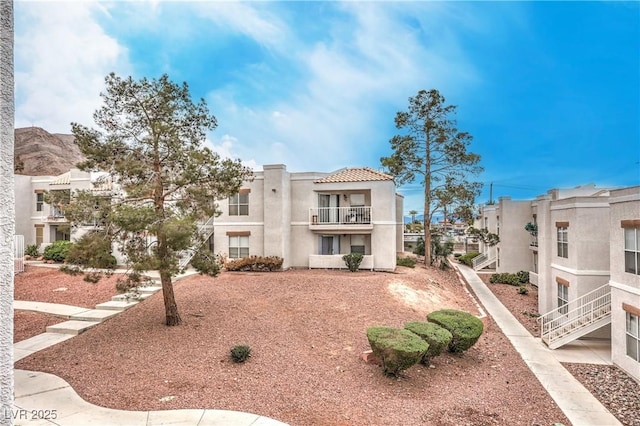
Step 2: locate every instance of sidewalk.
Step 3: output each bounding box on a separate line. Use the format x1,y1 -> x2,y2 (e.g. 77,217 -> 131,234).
454,263 -> 621,426
12,369 -> 287,425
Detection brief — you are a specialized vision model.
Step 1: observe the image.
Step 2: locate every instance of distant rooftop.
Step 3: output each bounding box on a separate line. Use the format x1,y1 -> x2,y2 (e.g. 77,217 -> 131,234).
315,167 -> 394,183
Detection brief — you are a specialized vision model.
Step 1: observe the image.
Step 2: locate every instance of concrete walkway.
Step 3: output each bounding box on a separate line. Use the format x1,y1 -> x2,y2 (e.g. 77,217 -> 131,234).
13,266 -> 289,425
454,263 -> 622,426
12,369 -> 287,426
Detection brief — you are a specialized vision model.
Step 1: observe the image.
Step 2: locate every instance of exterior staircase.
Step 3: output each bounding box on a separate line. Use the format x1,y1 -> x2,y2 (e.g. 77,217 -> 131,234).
472,253 -> 496,270
539,283 -> 611,349
177,214 -> 216,269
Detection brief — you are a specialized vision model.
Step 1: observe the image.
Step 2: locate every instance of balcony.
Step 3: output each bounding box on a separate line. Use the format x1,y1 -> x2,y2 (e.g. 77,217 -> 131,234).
45,208 -> 68,223
309,206 -> 373,233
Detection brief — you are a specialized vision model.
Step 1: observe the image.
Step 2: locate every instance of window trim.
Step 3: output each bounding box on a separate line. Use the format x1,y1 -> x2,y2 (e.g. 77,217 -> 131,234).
625,309 -> 640,362
557,280 -> 569,314
228,234 -> 249,259
624,227 -> 640,275
229,191 -> 249,216
36,192 -> 44,212
557,226 -> 568,258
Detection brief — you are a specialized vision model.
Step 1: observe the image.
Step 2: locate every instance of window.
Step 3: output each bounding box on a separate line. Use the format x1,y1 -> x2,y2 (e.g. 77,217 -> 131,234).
350,235 -> 366,254
36,193 -> 44,212
557,283 -> 569,314
557,226 -> 568,258
624,228 -> 640,275
229,193 -> 249,216
626,312 -> 640,362
228,235 -> 249,259
533,252 -> 538,274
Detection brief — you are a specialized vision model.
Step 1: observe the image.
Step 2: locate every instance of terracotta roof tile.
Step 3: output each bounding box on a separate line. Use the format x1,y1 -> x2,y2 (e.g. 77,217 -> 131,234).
314,167 -> 394,183
50,172 -> 70,185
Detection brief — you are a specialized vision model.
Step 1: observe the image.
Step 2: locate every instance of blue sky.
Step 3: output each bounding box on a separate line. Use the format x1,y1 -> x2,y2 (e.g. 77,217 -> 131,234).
14,1 -> 640,216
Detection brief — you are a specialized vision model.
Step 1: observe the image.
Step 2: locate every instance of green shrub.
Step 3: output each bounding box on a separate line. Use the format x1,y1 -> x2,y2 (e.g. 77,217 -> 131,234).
427,309 -> 484,353
225,256 -> 283,272
366,326 -> 428,376
404,321 -> 453,365
489,272 -> 521,286
42,240 -> 73,262
517,285 -> 529,295
413,237 -> 425,256
458,252 -> 479,267
396,256 -> 416,268
65,232 -> 116,269
343,252 -> 364,272
189,249 -> 222,276
516,270 -> 529,284
230,345 -> 252,363
24,244 -> 39,257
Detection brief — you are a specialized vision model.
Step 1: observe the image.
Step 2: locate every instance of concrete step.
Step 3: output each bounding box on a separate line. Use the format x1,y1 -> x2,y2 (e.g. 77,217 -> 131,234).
111,292 -> 153,302
70,309 -> 120,322
14,332 -> 76,361
46,320 -> 101,335
95,300 -> 139,311
135,285 -> 162,294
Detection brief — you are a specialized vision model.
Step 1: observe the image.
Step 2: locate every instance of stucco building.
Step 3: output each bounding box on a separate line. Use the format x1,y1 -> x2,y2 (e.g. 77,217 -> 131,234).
212,164 -> 404,271
14,169 -> 93,249
15,165 -> 404,272
474,184 -> 640,382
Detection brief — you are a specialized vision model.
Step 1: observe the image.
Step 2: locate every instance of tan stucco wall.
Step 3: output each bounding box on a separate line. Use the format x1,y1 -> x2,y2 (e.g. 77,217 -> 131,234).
609,186 -> 640,382
496,198 -> 531,273
213,165 -> 400,271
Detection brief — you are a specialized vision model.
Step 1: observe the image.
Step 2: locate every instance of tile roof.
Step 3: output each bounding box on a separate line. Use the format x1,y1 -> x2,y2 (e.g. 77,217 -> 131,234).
50,172 -> 70,185
314,167 -> 394,183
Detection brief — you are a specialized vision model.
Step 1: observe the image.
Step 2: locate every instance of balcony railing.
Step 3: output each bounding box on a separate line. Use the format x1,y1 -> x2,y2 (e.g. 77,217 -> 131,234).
309,206 -> 372,226
46,208 -> 68,222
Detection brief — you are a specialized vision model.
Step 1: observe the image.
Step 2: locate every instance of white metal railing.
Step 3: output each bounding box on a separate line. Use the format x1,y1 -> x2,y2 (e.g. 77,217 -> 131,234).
471,253 -> 496,270
309,206 -> 372,226
539,283 -> 611,346
14,235 -> 25,274
178,215 -> 216,269
471,253 -> 486,269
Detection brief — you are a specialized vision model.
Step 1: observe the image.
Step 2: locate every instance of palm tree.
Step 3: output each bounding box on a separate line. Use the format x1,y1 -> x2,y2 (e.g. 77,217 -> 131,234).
0,0 -> 15,418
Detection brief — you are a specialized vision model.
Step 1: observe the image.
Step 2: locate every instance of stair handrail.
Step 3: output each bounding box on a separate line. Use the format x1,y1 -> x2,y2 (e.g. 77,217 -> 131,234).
178,215 -> 216,269
539,283 -> 610,326
471,253 -> 488,269
539,283 -> 611,340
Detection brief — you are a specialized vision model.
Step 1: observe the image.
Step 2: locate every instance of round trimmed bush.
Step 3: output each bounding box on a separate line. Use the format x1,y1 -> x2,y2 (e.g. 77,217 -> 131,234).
426,309 -> 484,353
404,321 -> 453,365
366,326 -> 428,376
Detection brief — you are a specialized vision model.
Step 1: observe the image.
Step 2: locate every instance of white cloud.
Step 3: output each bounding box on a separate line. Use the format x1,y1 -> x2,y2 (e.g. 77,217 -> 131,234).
14,1 -> 130,133
192,1 -> 288,52
205,2 -> 482,174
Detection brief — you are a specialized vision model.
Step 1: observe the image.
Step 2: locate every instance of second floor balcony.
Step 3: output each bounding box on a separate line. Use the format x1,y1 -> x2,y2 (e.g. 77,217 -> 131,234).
45,207 -> 68,223
309,206 -> 373,232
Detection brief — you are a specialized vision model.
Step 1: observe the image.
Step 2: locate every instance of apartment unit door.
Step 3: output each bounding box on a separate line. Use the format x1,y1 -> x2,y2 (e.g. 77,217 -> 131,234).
318,194 -> 339,224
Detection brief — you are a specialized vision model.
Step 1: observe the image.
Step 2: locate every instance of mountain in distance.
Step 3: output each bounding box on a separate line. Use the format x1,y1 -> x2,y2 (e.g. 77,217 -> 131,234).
14,127 -> 86,176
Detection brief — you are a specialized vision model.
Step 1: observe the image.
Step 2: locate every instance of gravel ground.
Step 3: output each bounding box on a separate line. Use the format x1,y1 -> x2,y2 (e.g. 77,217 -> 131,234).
15,264 -> 570,426
13,311 -> 65,343
15,264 -> 120,309
478,272 -> 640,426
